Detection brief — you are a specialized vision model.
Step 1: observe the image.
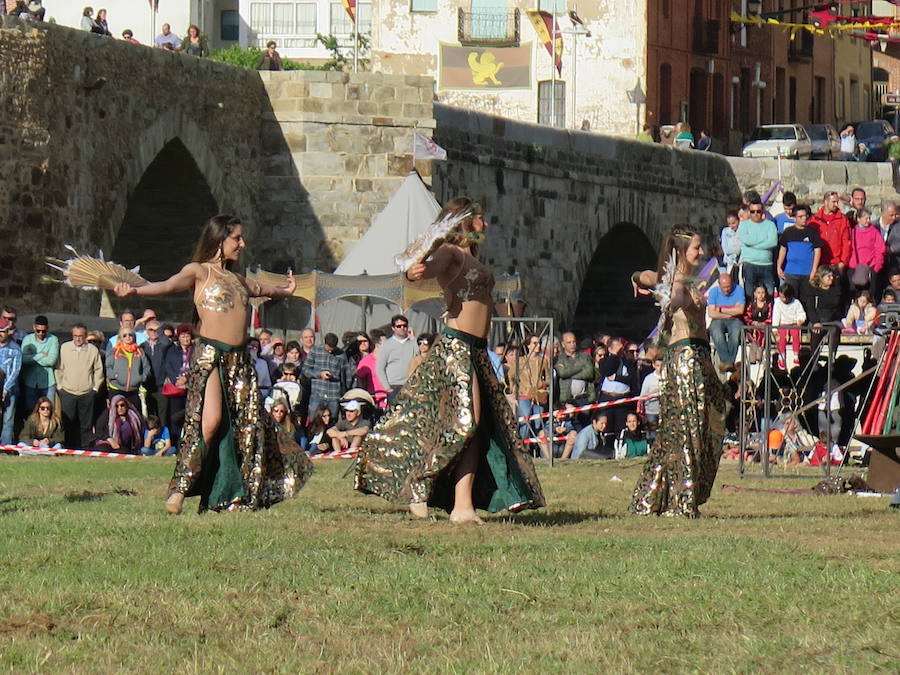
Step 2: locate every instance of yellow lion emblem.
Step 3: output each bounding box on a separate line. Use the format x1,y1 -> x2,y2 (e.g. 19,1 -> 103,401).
468,51 -> 503,86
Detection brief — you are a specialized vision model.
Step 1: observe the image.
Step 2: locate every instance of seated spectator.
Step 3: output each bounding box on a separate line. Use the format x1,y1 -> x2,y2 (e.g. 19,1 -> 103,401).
553,401 -> 581,459
94,8 -> 111,36
407,333 -> 433,377
266,362 -> 302,411
154,23 -> 181,51
707,272 -> 746,371
326,399 -> 369,453
180,24 -> 208,57
807,265 -> 842,357
18,396 -> 64,447
93,394 -> 145,454
842,291 -> 876,334
849,209 -> 885,292
570,412 -> 615,460
794,432 -> 844,466
883,288 -> 897,304
80,6 -> 98,32
614,412 -> 648,458
773,282 -> 806,370
140,414 -> 174,456
121,29 -> 140,44
270,399 -> 306,451
305,404 -> 334,455
12,0 -> 44,21
256,40 -> 284,71
639,356 -> 662,443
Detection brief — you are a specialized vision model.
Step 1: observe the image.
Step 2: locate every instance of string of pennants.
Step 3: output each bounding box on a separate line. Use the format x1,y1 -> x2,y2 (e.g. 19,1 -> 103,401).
731,5 -> 900,46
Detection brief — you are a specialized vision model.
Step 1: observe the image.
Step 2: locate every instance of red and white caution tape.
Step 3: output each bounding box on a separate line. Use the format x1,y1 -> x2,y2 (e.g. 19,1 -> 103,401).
516,395 -> 655,423
311,449 -> 358,459
1,444 -> 142,458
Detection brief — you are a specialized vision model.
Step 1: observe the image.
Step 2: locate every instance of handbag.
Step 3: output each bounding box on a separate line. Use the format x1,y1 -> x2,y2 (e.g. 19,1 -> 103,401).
162,381 -> 186,397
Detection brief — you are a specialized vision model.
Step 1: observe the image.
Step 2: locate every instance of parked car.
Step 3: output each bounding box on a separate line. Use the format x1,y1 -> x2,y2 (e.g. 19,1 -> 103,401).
852,120 -> 896,161
804,124 -> 840,160
742,124 -> 813,159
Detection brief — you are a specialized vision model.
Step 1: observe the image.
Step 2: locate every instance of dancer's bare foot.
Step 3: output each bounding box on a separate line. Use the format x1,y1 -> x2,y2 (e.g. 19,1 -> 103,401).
449,510 -> 484,525
165,492 -> 184,515
409,502 -> 429,519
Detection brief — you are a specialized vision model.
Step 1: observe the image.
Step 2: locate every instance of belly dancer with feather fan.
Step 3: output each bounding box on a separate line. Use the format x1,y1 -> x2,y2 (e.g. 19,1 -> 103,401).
354,197 -> 545,523
629,225 -> 726,517
48,215 -> 312,514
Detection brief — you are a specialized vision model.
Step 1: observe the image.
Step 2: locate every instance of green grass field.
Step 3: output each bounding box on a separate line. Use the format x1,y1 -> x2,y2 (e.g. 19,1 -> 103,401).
1,455 -> 897,673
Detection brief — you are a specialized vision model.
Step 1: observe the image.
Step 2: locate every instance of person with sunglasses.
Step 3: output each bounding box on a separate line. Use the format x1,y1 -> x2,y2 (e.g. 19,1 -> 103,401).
19,396 -> 64,448
376,315 -> 417,405
105,326 -> 150,411
737,198 -> 778,297
20,315 -> 59,412
93,395 -> 145,455
356,197 -> 545,523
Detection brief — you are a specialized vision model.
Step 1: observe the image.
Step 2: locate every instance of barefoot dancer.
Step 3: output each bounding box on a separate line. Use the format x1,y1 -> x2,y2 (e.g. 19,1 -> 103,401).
115,215 -> 312,514
354,197 -> 545,523
629,225 -> 726,517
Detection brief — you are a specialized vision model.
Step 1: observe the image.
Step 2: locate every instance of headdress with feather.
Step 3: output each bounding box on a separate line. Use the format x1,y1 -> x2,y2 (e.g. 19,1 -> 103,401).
45,245 -> 148,291
394,208 -> 475,272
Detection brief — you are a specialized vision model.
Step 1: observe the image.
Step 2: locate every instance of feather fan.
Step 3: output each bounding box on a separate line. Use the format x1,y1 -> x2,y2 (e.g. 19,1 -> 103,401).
394,209 -> 473,272
653,250 -> 678,335
45,245 -> 148,292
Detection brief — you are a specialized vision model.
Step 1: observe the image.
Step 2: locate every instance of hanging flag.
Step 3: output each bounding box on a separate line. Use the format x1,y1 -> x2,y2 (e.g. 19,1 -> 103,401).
342,0 -> 356,23
526,10 -> 563,75
413,133 -> 447,161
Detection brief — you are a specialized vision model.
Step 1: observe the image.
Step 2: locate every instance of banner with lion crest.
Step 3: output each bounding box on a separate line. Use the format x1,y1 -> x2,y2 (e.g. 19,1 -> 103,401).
439,42 -> 531,90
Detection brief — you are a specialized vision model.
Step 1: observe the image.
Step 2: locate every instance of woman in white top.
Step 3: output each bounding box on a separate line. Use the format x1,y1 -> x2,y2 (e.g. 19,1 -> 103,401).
772,282 -> 807,370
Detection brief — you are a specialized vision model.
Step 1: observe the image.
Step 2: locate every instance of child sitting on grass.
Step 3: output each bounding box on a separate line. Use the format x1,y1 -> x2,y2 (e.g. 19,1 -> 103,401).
842,291 -> 877,335
141,414 -> 174,456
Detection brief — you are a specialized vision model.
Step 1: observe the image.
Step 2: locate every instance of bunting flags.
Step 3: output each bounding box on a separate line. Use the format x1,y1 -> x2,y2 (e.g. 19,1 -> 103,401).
526,10 -> 563,75
341,0 -> 356,23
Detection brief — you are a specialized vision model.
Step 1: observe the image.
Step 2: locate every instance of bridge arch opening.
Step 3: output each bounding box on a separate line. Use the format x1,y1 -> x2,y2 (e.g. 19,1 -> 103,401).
572,223 -> 658,342
111,138 -> 218,319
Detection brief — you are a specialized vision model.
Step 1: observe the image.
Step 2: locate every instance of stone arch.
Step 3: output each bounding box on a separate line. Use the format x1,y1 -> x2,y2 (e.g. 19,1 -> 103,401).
109,136 -> 218,319
571,223 -> 658,341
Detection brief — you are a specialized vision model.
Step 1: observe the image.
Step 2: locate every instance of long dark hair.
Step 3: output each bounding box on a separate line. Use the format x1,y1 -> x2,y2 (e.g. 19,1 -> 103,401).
439,196 -> 483,255
656,224 -> 701,277
192,215 -> 242,270
307,404 -> 333,435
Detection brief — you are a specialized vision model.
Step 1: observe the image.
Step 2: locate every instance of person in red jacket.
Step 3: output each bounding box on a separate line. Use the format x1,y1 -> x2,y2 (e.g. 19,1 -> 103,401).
809,191 -> 852,274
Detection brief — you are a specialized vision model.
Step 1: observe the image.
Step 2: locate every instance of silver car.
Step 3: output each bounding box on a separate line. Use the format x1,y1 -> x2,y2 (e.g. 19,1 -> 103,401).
804,124 -> 841,160
742,124 -> 813,159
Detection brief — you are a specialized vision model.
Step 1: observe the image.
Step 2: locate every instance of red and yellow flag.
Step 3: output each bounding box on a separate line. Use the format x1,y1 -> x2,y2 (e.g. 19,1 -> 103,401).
526,10 -> 563,75
342,0 -> 356,23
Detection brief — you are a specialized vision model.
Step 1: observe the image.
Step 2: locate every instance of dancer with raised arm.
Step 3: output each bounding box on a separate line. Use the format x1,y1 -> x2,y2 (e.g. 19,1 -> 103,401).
629,225 -> 726,517
52,215 -> 312,513
354,197 -> 545,523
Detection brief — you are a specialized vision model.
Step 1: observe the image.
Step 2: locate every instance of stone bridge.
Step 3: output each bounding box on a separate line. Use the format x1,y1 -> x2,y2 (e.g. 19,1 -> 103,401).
4,18 -> 894,337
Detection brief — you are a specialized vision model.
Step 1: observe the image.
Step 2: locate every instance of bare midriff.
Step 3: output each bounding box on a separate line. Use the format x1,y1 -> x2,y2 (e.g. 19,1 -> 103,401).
446,302 -> 493,339
193,264 -> 249,346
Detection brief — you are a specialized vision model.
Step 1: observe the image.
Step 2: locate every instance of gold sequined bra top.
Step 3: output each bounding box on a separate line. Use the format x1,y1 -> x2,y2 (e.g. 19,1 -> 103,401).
443,248 -> 494,316
194,263 -> 249,314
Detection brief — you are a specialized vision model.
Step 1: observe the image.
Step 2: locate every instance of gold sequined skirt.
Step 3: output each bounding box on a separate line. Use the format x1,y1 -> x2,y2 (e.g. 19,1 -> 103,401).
630,338 -> 725,517
168,337 -> 312,512
354,327 -> 545,513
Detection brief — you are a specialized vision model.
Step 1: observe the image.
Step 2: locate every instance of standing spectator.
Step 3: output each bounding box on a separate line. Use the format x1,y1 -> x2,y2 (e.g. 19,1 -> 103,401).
555,331 -> 594,404
776,203 -> 822,305
93,395 -> 145,454
639,356 -> 662,442
106,309 -> 148,352
696,130 -> 712,151
94,8 -> 111,36
299,328 -> 316,359
266,335 -> 287,375
355,329 -> 387,410
1,306 -> 25,343
674,122 -> 694,148
302,332 -> 349,416
773,192 -> 797,234
283,340 -> 303,371
256,40 -> 284,70
507,333 -> 550,441
180,24 -> 208,57
809,191 -> 852,280
154,23 -> 181,50
636,124 -> 654,143
163,324 -> 194,446
121,29 -> 140,44
707,272 -> 746,371
807,266 -> 842,357
258,329 -> 274,357
80,6 -> 98,32
738,199 -> 778,296
19,396 -> 64,447
56,324 -> 104,449
106,326 -> 150,409
0,317 -> 21,444
140,319 -> 171,423
247,337 -> 272,399
20,315 -> 59,411
843,187 -> 867,225
265,362 -> 302,412
773,283 -> 807,370
849,209 -> 885,292
888,135 -> 900,188
839,125 -> 856,161
406,333 -> 433,377
376,315 -> 416,404
721,210 -> 741,275
597,338 -> 632,430
879,201 -> 900,272
743,285 -> 773,353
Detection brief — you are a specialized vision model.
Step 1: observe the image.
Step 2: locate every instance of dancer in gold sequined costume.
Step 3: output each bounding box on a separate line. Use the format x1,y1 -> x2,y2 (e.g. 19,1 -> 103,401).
354,197 -> 545,523
114,215 -> 312,514
629,225 -> 726,517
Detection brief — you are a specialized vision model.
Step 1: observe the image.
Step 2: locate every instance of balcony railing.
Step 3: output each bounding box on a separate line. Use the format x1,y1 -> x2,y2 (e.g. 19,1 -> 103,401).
458,7 -> 520,47
788,31 -> 814,61
692,17 -> 720,55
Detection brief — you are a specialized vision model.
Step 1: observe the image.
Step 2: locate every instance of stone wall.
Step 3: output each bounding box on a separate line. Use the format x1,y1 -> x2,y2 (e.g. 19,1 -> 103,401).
255,70 -> 435,273
726,157 -> 900,208
432,105 -> 743,329
0,17 -> 264,316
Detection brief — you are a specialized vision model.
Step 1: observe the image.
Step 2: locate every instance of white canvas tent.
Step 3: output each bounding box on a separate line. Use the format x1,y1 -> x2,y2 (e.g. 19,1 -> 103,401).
315,172 -> 443,337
